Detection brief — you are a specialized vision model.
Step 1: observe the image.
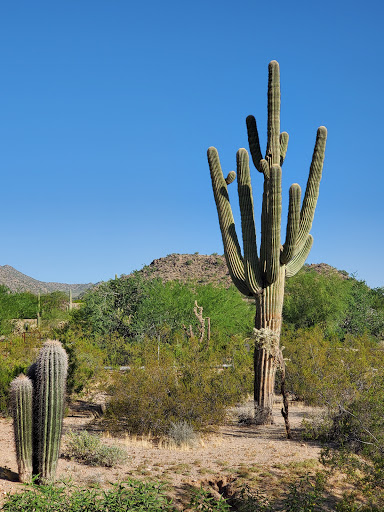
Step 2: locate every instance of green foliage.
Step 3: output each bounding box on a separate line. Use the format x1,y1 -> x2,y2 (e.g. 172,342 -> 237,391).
284,473 -> 326,512
58,327 -> 107,394
283,269 -> 350,335
283,327 -> 384,408
188,488 -> 230,511
312,372 -> 384,459
0,287 -> 38,334
343,280 -> 384,339
62,430 -> 128,466
286,329 -> 384,509
39,291 -> 68,315
284,268 -> 384,339
320,449 -> 384,510
72,274 -> 254,350
232,485 -> 273,512
0,287 -> 70,335
105,339 -> 252,435
2,480 -> 174,511
0,333 -> 44,413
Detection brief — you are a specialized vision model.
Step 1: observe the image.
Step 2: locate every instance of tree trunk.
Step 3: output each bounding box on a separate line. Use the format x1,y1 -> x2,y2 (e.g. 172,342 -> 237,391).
253,267 -> 285,424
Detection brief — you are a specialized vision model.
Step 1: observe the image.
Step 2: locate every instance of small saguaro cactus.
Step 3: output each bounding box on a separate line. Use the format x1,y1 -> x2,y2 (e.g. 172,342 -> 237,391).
207,60 -> 327,424
37,293 -> 41,328
34,340 -> 68,483
10,375 -> 33,483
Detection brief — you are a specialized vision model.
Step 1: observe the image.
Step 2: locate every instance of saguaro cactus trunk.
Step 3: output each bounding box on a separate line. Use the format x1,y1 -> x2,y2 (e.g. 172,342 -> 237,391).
34,340 -> 68,483
207,60 -> 327,424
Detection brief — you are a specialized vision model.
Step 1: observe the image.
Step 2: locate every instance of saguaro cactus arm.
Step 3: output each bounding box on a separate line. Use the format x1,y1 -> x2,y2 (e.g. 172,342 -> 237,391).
246,115 -> 263,172
279,132 -> 289,165
281,183 -> 301,265
207,147 -> 251,296
237,148 -> 262,293
295,126 -> 327,253
266,60 -> 281,166
286,234 -> 314,278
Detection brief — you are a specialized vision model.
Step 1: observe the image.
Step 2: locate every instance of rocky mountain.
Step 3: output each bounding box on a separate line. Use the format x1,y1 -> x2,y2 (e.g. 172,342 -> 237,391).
0,265 -> 93,297
136,253 -> 232,286
128,254 -> 350,286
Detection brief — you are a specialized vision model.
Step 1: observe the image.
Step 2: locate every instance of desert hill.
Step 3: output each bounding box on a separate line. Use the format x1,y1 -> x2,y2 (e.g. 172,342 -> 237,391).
127,253 -> 350,286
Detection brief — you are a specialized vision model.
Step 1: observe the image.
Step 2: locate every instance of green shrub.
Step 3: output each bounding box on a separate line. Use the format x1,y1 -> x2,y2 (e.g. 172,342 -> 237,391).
284,267 -> 384,340
320,449 -> 384,511
307,371 -> 384,460
188,487 -> 230,511
232,485 -> 273,511
284,473 -> 326,512
62,430 -> 128,467
0,333 -> 45,413
2,480 -> 174,511
283,327 -> 384,408
105,344 -> 251,435
72,274 -> 254,348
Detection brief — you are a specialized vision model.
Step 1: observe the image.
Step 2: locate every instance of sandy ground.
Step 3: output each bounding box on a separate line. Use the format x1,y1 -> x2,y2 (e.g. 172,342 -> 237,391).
0,398 -> 323,507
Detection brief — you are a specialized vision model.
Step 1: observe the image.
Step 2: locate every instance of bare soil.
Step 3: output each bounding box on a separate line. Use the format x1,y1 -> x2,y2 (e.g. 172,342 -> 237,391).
0,397 -> 329,508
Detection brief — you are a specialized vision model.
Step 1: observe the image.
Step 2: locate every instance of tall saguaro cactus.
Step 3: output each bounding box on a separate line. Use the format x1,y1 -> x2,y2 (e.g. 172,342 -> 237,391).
207,60 -> 327,424
34,340 -> 68,483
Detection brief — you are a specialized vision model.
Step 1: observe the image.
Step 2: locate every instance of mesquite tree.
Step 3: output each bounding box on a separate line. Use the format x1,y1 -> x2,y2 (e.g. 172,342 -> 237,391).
207,60 -> 327,424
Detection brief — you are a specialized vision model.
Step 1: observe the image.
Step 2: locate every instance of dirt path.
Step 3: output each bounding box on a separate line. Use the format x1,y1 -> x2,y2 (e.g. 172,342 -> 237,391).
0,402 -> 320,504
0,398 -> 323,507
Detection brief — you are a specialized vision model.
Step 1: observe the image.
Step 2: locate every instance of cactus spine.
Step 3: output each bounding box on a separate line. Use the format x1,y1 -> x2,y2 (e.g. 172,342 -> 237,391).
34,340 -> 68,483
207,60 -> 327,424
10,375 -> 33,482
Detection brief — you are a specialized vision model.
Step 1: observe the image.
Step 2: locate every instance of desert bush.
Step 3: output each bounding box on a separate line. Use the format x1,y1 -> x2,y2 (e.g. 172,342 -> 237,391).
167,420 -> 197,447
232,485 -> 273,511
105,342 -> 252,435
62,430 -> 128,466
307,371 -> 384,459
319,448 -> 384,511
293,346 -> 384,510
284,473 -> 326,512
282,327 -> 384,408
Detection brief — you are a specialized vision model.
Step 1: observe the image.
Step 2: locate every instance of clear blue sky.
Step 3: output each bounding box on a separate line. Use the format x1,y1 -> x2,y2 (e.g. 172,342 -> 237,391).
0,0 -> 383,288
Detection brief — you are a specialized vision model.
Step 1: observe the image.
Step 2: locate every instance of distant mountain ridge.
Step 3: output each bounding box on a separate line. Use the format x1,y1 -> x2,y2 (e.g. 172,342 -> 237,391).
0,265 -> 93,297
0,258 -> 350,298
